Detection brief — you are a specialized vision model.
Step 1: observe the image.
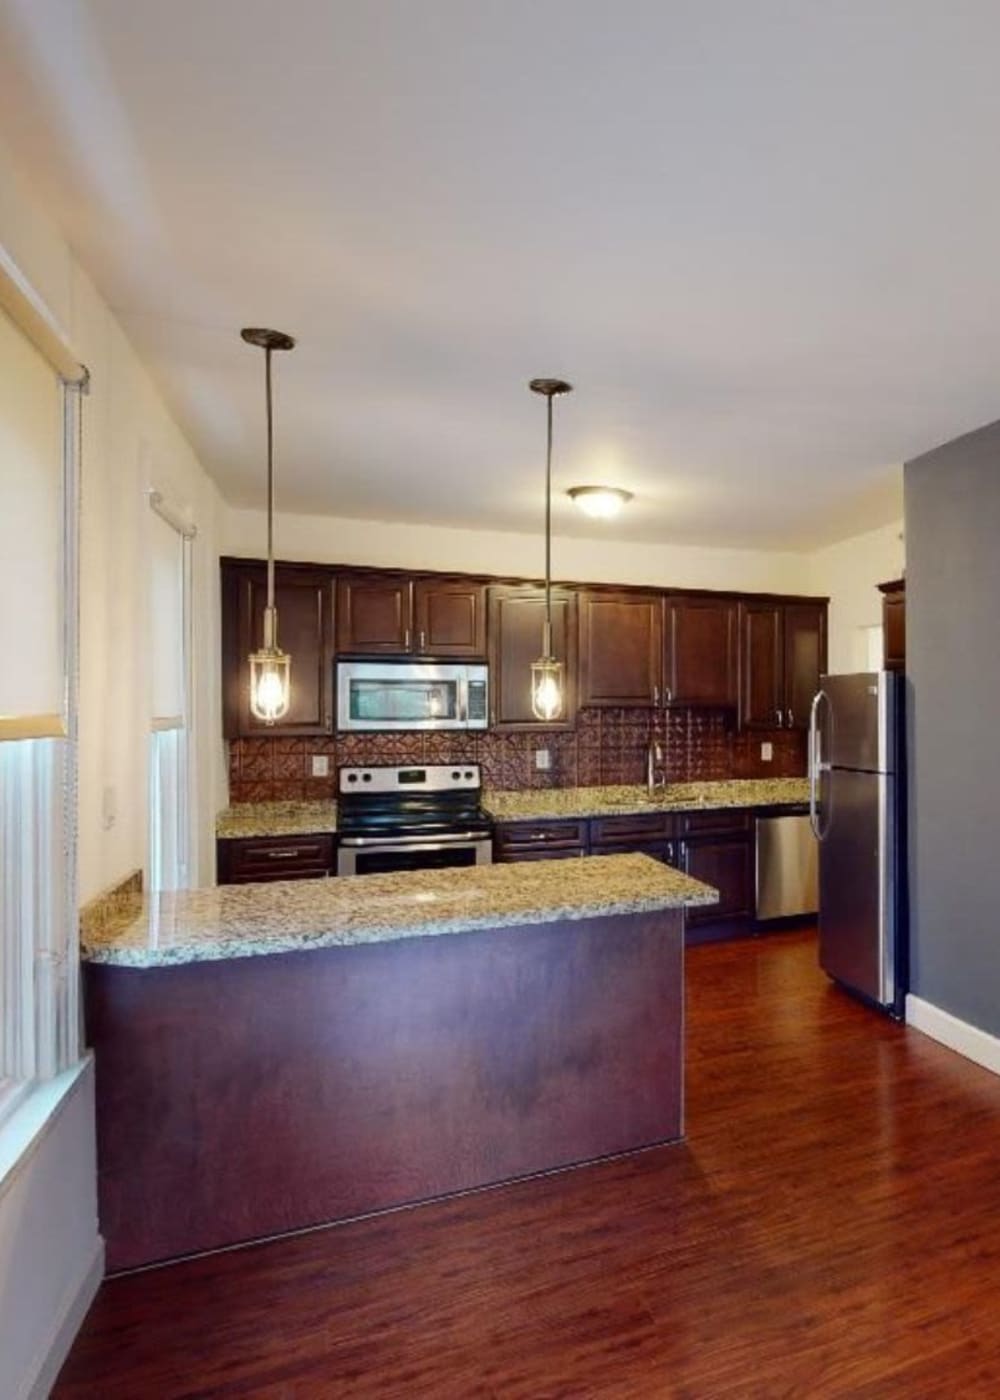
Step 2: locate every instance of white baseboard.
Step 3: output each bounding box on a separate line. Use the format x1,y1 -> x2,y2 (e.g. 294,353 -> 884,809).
906,994 -> 1000,1078
23,1235 -> 104,1400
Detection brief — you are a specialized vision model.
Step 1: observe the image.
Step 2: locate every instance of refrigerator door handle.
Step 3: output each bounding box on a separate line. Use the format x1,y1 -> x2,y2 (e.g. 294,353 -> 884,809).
809,689 -> 831,840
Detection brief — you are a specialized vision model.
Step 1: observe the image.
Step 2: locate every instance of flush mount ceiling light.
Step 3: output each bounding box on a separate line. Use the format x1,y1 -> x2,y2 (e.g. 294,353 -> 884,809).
242,326 -> 296,725
528,377 -> 573,723
567,485 -> 634,520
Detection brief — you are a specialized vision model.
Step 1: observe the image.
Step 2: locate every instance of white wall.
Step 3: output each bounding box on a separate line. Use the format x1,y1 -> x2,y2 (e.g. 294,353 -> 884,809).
0,135 -> 224,1397
0,140 -> 226,902
223,505 -> 810,594
805,519 -> 905,673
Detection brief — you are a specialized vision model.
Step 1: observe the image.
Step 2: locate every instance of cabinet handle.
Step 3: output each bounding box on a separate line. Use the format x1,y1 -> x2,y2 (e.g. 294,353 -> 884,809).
787,708 -> 794,727
665,686 -> 672,704
776,709 -> 783,727
419,630 -> 426,652
404,627 -> 411,651
266,848 -> 307,860
653,684 -> 660,707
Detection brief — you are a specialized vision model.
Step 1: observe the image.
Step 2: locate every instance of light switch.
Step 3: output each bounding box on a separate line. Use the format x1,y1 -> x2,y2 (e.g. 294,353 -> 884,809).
761,742 -> 773,763
535,749 -> 551,771
102,784 -> 117,829
311,755 -> 330,778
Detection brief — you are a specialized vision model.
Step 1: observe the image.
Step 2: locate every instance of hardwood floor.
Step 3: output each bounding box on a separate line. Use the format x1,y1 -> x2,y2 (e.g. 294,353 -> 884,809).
54,929 -> 1000,1397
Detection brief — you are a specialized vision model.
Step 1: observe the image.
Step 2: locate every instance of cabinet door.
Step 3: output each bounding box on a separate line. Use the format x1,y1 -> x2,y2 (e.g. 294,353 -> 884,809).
222,563 -> 335,738
578,591 -> 664,708
881,586 -> 905,672
336,572 -> 412,654
488,586 -> 576,729
413,578 -> 486,658
783,603 -> 826,730
666,596 -> 738,707
682,836 -> 753,926
739,602 -> 783,730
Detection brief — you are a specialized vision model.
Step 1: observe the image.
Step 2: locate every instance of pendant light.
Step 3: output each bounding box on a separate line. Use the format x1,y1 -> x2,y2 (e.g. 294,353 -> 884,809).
242,326 -> 296,724
529,377 -> 573,721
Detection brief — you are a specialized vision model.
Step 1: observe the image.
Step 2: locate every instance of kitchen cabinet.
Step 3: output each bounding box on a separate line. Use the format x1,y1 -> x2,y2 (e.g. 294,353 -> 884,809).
665,595 -> 739,708
217,833 -> 335,884
739,600 -> 826,731
493,819 -> 588,861
678,810 -> 753,927
488,585 -> 576,729
577,591 -> 664,708
336,572 -> 486,658
221,560 -> 336,739
878,579 -> 905,672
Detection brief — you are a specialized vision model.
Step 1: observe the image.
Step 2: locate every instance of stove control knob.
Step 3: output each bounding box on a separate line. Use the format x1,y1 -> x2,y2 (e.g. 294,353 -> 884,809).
451,770 -> 460,779
464,770 -> 473,779
362,773 -> 372,782
347,774 -> 358,783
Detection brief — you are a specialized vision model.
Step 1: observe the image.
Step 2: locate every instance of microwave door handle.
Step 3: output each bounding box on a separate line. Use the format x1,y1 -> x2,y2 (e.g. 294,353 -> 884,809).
457,677 -> 469,723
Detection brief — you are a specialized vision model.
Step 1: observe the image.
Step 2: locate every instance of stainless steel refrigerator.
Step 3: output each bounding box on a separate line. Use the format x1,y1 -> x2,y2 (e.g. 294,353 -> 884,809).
808,671 -> 905,1015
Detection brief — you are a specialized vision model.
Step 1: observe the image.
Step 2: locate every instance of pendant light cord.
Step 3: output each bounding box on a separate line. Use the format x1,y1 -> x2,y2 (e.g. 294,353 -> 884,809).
265,345 -> 275,614
544,392 -> 553,654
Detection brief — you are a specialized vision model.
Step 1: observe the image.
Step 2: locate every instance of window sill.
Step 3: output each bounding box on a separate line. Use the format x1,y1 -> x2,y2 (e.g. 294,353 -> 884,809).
0,1055 -> 92,1199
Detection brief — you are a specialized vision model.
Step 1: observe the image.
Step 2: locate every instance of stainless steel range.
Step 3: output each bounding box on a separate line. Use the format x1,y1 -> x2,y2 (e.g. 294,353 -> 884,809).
336,763 -> 493,877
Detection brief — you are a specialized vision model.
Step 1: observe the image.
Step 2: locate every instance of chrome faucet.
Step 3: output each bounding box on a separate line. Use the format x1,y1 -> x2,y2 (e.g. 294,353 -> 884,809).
646,738 -> 665,796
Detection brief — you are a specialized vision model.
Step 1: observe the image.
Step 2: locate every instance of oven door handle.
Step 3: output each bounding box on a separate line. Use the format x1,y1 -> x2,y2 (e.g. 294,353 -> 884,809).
338,832 -> 490,849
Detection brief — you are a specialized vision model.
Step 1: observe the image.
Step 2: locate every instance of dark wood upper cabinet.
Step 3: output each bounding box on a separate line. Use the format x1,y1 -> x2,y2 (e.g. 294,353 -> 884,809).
577,591 -> 664,708
413,578 -> 486,658
488,585 -> 576,729
878,579 -> 905,672
222,561 -> 335,738
335,572 -> 411,654
739,601 -> 784,729
783,602 -> 826,730
665,595 -> 738,708
739,599 -> 827,731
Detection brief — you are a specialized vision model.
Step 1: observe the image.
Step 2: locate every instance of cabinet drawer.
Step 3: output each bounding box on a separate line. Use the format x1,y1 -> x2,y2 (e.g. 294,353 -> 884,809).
679,808 -> 751,837
219,835 -> 335,884
590,812 -> 677,845
494,820 -> 588,854
495,847 -> 586,863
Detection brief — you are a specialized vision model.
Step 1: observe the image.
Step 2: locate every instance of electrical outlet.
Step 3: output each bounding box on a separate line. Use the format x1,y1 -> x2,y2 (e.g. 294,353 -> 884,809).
102,783 -> 117,830
311,755 -> 329,778
535,748 -> 551,771
761,741 -> 773,763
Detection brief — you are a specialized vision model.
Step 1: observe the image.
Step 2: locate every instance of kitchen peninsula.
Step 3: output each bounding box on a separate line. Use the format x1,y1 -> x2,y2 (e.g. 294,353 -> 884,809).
83,854 -> 716,1272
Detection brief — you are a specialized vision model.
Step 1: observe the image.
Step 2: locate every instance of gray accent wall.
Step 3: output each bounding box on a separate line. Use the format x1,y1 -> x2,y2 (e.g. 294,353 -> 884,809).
906,418 -> 1000,1032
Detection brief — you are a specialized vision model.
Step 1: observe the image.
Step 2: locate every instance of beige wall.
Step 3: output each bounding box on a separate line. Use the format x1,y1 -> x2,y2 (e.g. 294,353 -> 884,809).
223,505 -> 810,595
0,140 -> 226,903
806,518 -> 904,674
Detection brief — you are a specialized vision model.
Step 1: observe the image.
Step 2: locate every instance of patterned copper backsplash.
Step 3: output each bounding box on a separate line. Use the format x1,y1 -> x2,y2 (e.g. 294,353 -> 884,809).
228,708 -> 806,803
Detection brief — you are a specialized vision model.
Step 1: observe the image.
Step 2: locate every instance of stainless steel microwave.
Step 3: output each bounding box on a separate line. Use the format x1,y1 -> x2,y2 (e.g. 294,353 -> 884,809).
336,660 -> 489,731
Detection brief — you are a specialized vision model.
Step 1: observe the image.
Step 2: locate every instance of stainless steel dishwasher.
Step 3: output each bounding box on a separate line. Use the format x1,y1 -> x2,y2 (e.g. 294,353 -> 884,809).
755,810 -> 818,921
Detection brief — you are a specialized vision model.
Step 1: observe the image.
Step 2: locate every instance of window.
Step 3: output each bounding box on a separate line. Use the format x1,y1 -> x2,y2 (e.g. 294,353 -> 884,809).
0,258 -> 85,1126
148,494 -> 195,891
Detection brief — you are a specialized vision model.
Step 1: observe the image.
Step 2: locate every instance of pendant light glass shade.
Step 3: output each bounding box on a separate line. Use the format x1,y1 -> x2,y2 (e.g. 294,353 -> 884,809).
528,378 -> 572,722
242,327 -> 295,725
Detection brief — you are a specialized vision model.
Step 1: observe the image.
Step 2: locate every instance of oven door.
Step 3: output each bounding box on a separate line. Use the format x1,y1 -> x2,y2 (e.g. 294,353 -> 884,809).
336,661 -> 487,731
337,833 -> 493,877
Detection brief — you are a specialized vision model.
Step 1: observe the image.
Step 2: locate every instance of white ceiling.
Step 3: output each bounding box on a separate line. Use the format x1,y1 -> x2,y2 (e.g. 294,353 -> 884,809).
4,1 -> 1000,549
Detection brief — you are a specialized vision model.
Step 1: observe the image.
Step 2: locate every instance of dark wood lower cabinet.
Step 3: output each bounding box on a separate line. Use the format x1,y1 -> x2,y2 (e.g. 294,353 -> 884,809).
86,911 -> 684,1272
681,835 -> 753,927
217,835 -> 335,884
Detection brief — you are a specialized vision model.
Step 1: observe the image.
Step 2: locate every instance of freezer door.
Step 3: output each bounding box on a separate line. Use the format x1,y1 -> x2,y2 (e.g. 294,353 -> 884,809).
818,767 -> 896,1006
817,672 -> 896,774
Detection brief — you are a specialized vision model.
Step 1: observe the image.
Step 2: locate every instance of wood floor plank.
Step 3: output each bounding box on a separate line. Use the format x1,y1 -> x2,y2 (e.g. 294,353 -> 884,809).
53,929 -> 1000,1397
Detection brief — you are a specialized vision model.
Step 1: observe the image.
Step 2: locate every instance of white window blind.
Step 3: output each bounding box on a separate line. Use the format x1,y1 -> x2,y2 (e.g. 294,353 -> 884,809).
150,506 -> 186,729
0,306 -> 64,739
148,492 -> 194,891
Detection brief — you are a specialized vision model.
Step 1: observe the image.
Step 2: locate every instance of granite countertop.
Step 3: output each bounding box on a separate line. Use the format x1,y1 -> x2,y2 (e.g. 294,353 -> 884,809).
484,778 -> 810,823
214,779 -> 809,841
216,800 -> 338,838
80,853 -> 717,968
